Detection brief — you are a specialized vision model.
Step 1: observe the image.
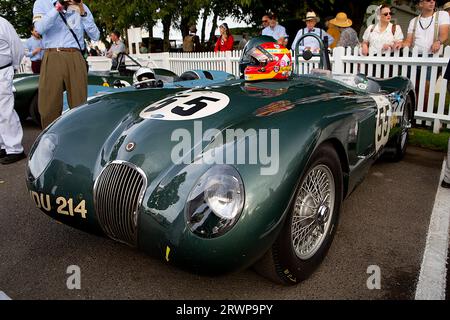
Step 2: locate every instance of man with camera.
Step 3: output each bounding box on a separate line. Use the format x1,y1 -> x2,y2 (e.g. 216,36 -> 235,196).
33,0 -> 100,129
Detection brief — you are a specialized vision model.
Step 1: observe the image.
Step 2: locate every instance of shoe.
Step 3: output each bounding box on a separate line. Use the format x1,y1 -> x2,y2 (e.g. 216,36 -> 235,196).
0,152 -> 26,165
442,180 -> 450,189
0,149 -> 6,159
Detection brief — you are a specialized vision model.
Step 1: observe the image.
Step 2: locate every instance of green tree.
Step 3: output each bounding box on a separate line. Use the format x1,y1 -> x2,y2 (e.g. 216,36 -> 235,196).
85,0 -> 160,43
0,0 -> 34,37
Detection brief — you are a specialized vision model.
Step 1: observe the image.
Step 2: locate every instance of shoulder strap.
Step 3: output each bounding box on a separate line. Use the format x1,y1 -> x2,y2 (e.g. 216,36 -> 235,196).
412,16 -> 419,48
59,12 -> 84,53
434,11 -> 439,42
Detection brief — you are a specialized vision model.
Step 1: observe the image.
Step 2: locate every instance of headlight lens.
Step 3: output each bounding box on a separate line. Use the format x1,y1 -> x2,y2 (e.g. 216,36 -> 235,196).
186,165 -> 245,238
28,133 -> 58,180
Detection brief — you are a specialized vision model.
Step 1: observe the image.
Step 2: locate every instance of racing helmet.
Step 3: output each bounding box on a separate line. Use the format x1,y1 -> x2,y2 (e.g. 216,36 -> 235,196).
239,35 -> 277,76
133,67 -> 156,89
241,40 -> 292,81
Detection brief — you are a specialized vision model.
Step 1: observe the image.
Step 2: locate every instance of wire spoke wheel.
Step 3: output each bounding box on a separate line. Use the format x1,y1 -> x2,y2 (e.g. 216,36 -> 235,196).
291,164 -> 335,260
400,101 -> 411,150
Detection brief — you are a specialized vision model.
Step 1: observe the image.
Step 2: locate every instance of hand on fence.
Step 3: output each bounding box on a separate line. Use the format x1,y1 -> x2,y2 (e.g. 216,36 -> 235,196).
431,41 -> 441,54
393,41 -> 403,50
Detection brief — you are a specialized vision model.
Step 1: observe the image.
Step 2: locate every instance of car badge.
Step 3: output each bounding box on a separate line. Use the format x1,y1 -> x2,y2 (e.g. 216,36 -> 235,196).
126,142 -> 136,152
357,83 -> 368,90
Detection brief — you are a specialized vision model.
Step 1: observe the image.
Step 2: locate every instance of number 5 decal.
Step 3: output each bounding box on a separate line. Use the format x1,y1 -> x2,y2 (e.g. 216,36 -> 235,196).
171,96 -> 220,116
140,91 -> 230,120
371,95 -> 391,152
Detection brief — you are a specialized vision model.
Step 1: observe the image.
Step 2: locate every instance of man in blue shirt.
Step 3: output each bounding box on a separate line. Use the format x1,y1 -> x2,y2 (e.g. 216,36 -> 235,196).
291,11 -> 334,54
262,13 -> 288,45
25,25 -> 44,74
33,0 -> 100,128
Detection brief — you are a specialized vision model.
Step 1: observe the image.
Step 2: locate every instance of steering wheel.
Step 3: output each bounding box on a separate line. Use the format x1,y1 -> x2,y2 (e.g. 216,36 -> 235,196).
293,33 -> 331,73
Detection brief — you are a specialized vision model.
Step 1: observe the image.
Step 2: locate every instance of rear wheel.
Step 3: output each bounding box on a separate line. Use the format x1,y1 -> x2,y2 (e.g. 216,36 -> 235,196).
392,95 -> 412,161
254,143 -> 343,285
29,93 -> 41,126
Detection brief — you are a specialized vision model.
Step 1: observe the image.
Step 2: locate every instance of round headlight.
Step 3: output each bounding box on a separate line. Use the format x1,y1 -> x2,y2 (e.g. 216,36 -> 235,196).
186,165 -> 245,238
28,133 -> 58,180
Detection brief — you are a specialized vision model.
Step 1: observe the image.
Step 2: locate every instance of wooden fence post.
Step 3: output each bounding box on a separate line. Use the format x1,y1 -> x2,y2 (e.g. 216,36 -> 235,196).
225,51 -> 232,74
333,47 -> 345,74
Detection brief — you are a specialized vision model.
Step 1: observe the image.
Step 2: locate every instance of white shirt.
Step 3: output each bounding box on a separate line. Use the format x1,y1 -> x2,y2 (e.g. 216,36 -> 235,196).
262,24 -> 288,41
0,17 -> 24,68
291,27 -> 335,52
407,11 -> 450,54
363,22 -> 404,53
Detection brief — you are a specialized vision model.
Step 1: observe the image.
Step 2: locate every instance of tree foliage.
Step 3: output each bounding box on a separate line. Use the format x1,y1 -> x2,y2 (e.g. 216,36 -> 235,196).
0,0 -> 34,37
3,0 -> 415,50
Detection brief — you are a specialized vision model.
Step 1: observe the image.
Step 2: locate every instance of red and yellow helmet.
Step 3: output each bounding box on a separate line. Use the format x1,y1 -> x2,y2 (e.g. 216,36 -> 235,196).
244,42 -> 292,81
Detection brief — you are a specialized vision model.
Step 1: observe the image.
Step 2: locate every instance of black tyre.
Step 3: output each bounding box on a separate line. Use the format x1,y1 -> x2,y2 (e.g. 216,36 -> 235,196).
29,93 -> 41,126
254,143 -> 343,285
392,95 -> 413,161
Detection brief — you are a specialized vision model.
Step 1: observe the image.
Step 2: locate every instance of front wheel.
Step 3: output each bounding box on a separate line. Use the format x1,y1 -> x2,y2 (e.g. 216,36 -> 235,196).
254,143 -> 343,285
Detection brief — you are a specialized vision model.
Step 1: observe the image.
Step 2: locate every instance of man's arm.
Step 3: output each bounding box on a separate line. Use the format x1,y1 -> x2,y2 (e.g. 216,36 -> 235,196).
439,24 -> 449,45
25,39 -> 33,58
402,34 -> 413,49
33,0 -> 59,36
5,20 -> 25,67
79,3 -> 100,41
106,46 -> 113,58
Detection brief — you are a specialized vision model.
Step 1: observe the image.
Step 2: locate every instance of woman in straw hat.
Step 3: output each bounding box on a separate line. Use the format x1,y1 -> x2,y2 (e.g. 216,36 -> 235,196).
330,12 -> 359,48
291,11 -> 335,52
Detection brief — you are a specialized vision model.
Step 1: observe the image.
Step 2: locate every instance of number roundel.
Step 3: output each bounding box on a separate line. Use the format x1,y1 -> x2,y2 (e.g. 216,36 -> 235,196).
139,91 -> 230,120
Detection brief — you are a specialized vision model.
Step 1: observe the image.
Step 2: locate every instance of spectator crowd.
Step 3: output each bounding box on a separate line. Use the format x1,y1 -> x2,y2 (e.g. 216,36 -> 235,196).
2,0 -> 450,177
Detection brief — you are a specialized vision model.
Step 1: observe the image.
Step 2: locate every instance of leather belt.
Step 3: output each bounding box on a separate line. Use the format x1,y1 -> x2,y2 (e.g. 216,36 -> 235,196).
46,48 -> 80,52
0,62 -> 12,70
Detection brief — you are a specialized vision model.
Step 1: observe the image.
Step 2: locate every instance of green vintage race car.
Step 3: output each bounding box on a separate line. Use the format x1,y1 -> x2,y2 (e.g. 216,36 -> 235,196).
13,53 -> 180,124
26,36 -> 415,284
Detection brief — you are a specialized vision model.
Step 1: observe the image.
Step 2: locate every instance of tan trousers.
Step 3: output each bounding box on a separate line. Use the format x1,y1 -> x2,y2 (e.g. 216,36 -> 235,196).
38,50 -> 87,129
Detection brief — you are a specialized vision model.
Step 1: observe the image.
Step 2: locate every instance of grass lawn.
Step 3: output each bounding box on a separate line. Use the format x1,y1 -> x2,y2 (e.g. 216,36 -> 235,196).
409,127 -> 450,152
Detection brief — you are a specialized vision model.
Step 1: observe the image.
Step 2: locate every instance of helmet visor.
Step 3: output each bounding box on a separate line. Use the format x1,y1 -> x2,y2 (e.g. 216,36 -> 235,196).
248,46 -> 273,65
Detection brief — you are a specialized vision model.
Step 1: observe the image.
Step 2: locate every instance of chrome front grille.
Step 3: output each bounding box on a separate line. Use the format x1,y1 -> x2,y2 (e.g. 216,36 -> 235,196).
93,161 -> 147,246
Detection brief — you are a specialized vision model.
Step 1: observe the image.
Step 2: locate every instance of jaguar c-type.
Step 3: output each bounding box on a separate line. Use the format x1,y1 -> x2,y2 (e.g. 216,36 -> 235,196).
26,35 -> 415,284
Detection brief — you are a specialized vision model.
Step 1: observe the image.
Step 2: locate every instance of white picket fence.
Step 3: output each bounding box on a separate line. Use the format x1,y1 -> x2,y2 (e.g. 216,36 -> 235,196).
19,46 -> 450,133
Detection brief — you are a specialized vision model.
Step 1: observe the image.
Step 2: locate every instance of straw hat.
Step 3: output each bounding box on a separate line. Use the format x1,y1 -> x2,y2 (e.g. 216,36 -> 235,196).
330,12 -> 352,28
444,2 -> 450,10
303,11 -> 320,23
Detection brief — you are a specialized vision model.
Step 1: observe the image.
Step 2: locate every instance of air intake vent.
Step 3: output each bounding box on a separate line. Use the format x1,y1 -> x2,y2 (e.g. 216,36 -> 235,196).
93,161 -> 147,246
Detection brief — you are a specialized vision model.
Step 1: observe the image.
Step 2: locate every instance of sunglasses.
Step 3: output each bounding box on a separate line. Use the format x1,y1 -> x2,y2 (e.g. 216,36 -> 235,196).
382,12 -> 392,16
262,20 -> 268,23
421,0 -> 435,2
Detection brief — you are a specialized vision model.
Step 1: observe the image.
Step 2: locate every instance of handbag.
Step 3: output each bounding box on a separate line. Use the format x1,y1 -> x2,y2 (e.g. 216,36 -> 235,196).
59,12 -> 89,71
